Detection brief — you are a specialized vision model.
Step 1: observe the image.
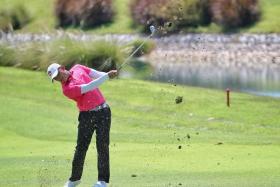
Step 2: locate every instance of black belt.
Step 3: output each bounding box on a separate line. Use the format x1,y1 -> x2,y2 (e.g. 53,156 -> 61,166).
88,103 -> 108,112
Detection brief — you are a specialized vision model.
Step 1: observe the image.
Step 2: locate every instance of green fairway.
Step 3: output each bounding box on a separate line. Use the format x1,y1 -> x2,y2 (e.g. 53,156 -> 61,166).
0,67 -> 280,187
0,0 -> 279,33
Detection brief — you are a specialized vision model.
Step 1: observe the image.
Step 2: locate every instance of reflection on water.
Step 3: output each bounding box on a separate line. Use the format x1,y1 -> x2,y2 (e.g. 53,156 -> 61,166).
243,90 -> 280,98
151,62 -> 280,98
147,34 -> 280,98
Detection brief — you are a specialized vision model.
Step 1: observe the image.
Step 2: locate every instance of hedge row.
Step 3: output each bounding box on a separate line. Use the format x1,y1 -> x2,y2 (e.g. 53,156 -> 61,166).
0,0 -> 261,32
130,0 -> 261,32
0,0 -> 116,31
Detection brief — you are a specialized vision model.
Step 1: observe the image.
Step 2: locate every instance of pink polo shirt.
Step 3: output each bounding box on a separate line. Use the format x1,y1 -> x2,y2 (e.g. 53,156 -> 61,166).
62,64 -> 106,111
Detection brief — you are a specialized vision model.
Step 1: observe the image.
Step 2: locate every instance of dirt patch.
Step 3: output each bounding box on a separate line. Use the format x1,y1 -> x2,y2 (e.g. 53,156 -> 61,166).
175,96 -> 183,104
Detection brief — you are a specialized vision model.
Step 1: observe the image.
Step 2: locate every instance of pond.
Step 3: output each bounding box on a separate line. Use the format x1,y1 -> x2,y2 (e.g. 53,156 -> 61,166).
151,61 -> 280,98
147,34 -> 280,98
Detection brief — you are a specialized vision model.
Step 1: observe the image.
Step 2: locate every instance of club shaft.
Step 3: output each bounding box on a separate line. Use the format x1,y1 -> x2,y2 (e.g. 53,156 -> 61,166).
118,33 -> 153,71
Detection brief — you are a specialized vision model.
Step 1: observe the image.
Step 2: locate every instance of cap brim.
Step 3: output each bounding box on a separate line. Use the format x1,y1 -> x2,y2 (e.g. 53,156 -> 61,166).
51,70 -> 59,83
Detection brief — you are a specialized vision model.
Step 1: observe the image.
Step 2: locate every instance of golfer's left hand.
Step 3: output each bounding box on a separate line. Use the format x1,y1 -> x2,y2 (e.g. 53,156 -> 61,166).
108,70 -> 118,79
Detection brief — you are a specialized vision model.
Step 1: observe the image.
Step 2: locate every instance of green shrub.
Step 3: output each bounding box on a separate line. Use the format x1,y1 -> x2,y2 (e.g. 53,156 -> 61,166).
179,0 -> 211,27
0,43 -> 42,70
40,39 -> 88,70
199,0 -> 212,26
0,39 -> 127,72
0,45 -> 16,66
0,17 -> 13,32
87,40 -> 124,72
40,39 -> 124,72
128,39 -> 156,57
0,5 -> 31,32
119,58 -> 153,80
15,42 -> 44,70
128,59 -> 153,79
209,0 -> 261,29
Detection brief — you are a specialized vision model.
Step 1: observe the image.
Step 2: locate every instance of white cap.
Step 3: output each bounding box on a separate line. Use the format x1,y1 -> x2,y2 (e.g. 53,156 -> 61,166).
47,63 -> 61,82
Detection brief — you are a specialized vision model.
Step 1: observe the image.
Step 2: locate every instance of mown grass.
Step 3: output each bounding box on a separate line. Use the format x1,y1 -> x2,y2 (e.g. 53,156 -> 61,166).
0,0 -> 279,33
0,67 -> 280,187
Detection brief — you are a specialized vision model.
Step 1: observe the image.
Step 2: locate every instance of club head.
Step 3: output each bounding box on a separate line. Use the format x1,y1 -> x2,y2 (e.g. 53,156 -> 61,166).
149,25 -> 156,35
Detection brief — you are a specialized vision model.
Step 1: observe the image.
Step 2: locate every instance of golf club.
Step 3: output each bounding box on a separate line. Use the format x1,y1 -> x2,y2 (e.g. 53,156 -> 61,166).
118,25 -> 156,71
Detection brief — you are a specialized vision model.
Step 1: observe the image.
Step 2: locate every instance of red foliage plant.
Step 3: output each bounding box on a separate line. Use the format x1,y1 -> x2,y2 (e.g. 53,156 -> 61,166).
55,0 -> 114,28
209,0 -> 260,28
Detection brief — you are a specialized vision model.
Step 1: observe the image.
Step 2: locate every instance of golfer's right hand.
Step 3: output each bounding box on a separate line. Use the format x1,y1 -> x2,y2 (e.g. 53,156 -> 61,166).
108,70 -> 118,79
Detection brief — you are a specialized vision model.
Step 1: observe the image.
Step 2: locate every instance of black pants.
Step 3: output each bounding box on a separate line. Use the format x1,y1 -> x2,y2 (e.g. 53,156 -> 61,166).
69,106 -> 111,183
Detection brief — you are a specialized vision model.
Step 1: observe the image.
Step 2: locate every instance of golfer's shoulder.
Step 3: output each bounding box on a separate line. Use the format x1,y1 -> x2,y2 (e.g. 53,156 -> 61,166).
71,64 -> 90,72
71,64 -> 83,70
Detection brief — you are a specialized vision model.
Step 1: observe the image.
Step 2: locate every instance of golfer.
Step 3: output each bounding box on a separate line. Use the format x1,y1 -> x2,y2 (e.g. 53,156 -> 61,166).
47,63 -> 118,187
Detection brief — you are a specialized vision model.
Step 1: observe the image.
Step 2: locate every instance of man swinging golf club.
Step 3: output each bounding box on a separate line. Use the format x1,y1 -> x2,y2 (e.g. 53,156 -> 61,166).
47,63 -> 118,187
